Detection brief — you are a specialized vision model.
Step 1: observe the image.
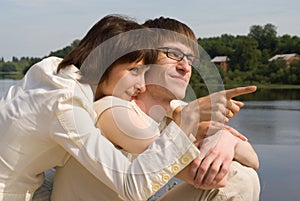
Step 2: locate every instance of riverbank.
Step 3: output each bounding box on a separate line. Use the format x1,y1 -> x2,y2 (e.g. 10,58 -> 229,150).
222,83 -> 300,90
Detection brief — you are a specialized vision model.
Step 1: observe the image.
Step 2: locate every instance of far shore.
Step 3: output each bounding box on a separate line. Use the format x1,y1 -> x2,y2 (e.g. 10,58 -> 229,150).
225,84 -> 300,89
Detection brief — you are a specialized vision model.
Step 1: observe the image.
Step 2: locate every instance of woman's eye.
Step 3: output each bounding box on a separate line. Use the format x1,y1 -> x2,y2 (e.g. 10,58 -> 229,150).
130,67 -> 139,73
130,66 -> 148,74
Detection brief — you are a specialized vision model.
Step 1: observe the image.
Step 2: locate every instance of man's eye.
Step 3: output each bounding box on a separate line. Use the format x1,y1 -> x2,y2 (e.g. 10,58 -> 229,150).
169,50 -> 182,58
187,56 -> 194,63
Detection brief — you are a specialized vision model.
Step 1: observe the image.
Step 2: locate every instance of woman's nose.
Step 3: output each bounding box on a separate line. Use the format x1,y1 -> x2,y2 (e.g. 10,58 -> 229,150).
135,76 -> 146,93
138,85 -> 146,93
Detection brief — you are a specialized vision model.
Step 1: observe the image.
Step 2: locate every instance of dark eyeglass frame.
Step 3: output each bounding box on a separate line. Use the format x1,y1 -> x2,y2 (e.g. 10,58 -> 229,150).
158,47 -> 200,67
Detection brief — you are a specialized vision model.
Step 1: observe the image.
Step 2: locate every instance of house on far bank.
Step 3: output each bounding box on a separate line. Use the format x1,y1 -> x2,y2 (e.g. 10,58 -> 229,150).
268,53 -> 300,67
211,56 -> 230,72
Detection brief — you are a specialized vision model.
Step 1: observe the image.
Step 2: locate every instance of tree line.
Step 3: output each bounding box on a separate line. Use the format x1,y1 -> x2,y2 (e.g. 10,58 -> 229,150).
0,40 -> 80,79
194,24 -> 300,85
1,24 -> 300,88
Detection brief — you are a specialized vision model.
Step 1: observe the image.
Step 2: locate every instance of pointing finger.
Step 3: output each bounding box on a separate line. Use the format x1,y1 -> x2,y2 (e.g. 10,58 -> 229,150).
225,86 -> 257,99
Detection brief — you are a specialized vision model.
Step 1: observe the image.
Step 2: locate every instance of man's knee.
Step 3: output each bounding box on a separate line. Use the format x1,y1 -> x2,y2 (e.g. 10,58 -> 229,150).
218,161 -> 260,201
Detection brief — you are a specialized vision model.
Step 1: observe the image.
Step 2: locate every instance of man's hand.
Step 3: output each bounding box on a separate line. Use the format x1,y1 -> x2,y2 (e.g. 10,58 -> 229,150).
196,85 -> 257,123
175,122 -> 248,189
190,130 -> 238,188
173,85 -> 257,124
175,158 -> 228,190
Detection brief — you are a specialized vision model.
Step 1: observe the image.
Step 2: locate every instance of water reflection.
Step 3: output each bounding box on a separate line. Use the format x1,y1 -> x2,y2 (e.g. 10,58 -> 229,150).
244,100 -> 300,111
228,100 -> 300,145
254,144 -> 300,201
228,100 -> 300,201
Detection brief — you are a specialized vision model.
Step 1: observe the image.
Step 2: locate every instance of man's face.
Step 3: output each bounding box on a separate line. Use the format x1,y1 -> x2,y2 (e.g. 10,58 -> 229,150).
145,42 -> 193,100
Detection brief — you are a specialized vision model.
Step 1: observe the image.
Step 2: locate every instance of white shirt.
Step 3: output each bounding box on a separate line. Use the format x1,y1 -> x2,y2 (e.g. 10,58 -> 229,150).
0,57 -> 200,201
52,95 -> 199,201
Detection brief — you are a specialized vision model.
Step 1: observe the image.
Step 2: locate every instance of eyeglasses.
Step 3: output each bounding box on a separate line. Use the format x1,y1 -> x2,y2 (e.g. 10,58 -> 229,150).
158,47 -> 200,67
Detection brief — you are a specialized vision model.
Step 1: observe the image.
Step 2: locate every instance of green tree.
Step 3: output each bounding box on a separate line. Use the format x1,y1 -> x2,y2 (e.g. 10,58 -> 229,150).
12,56 -> 19,62
231,36 -> 261,71
199,34 -> 235,59
248,23 -> 278,54
276,35 -> 300,54
49,39 -> 80,58
289,60 -> 300,84
0,63 -> 17,72
267,60 -> 287,83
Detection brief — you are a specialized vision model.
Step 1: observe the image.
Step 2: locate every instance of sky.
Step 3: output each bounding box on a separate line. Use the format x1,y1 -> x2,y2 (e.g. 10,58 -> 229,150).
1,0 -> 299,61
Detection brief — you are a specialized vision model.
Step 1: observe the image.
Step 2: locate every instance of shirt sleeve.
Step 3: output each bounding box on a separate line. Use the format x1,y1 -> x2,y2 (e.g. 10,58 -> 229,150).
51,92 -> 200,201
167,99 -> 188,118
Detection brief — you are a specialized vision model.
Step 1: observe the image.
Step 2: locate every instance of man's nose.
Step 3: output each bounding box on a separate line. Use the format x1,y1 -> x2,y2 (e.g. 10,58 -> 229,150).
177,57 -> 191,73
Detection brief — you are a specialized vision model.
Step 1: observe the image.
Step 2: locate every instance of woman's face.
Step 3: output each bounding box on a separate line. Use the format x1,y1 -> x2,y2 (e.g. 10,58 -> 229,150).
99,60 -> 150,101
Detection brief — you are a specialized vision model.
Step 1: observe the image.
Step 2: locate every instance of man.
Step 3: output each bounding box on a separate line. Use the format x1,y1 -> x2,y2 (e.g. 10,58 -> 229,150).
135,17 -> 260,200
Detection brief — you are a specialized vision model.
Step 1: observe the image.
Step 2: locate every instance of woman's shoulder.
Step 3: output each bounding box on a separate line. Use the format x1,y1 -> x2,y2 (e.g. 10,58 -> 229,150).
94,96 -> 133,120
94,96 -> 132,108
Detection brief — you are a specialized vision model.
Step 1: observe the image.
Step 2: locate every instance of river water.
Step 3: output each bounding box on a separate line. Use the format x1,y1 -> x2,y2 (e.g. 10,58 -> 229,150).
1,79 -> 300,201
229,101 -> 300,201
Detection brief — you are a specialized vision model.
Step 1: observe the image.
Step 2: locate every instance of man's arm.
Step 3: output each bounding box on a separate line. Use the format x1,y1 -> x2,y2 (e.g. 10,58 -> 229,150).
171,86 -> 259,188
234,138 -> 259,169
174,123 -> 259,189
196,121 -> 259,169
169,129 -> 236,190
171,85 -> 257,123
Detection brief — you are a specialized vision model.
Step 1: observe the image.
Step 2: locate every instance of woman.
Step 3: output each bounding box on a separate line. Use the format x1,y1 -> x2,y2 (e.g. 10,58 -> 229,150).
51,38 -> 161,201
0,15 -> 201,201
